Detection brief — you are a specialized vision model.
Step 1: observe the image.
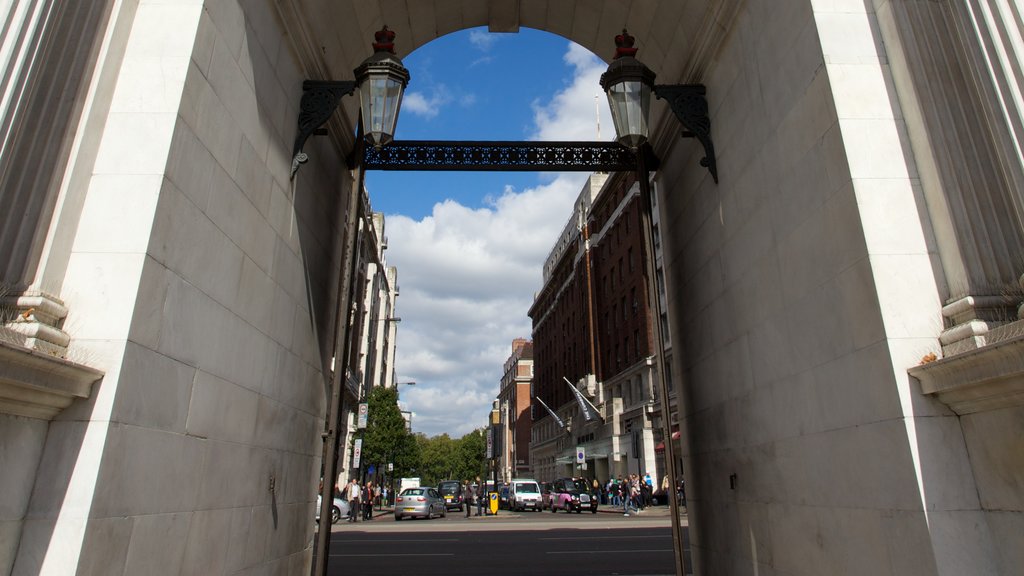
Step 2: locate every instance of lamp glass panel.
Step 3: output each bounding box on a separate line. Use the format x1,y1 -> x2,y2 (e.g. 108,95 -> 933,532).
606,80 -> 650,148
360,75 -> 398,147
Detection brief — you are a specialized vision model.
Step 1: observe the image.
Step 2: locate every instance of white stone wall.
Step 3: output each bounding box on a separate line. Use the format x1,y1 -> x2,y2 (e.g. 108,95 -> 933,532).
657,1 -> 980,574
12,0 -> 343,573
0,414 -> 48,575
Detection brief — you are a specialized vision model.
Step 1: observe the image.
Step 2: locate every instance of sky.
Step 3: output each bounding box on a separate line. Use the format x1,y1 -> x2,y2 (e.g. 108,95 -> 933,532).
365,27 -> 616,438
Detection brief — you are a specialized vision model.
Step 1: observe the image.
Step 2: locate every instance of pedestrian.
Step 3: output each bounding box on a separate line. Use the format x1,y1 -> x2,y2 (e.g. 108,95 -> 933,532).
475,476 -> 484,516
362,481 -> 373,520
345,478 -> 361,522
464,480 -> 473,518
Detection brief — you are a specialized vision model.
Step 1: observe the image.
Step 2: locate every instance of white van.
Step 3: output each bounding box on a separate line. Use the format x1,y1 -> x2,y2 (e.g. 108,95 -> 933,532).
508,478 -> 543,511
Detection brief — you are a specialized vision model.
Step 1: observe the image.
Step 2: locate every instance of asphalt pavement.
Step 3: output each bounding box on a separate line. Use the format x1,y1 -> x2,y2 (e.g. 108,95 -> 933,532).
317,503 -> 691,575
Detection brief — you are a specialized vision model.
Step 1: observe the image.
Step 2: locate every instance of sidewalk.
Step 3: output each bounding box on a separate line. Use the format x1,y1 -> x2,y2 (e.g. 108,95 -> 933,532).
339,503 -> 685,522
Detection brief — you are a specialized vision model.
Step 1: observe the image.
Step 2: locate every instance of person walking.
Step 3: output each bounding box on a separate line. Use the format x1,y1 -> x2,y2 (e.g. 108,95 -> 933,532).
345,478 -> 361,522
362,481 -> 373,520
464,480 -> 473,518
475,477 -> 484,516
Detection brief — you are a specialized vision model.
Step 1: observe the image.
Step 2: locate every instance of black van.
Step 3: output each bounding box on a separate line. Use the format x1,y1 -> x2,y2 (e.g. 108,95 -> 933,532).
437,480 -> 465,511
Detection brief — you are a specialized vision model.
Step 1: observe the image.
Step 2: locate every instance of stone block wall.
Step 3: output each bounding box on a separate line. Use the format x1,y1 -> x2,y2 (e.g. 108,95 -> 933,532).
11,1 -> 343,573
657,0 -> 979,574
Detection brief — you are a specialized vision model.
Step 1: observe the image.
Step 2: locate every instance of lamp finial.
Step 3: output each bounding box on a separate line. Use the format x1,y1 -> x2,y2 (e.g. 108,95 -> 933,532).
614,29 -> 638,59
373,25 -> 397,53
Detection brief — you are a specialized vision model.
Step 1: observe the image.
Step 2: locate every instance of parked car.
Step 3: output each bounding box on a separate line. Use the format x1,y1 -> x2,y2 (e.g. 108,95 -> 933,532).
315,494 -> 350,524
394,487 -> 447,521
498,485 -> 510,509
508,479 -> 543,511
437,480 -> 465,511
549,477 -> 598,514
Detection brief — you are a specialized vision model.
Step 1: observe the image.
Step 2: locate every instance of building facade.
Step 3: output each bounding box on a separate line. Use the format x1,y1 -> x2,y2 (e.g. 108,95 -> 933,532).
496,338 -> 533,481
339,208 -> 400,486
530,171 -> 671,486
0,2 -> 1021,575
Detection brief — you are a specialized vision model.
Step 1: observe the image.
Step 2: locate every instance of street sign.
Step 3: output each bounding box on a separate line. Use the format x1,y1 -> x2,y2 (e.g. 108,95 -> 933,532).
576,446 -> 585,464
353,439 -> 362,468
357,402 -> 368,429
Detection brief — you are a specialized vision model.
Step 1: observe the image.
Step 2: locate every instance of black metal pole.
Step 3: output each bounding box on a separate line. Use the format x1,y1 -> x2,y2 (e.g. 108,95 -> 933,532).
636,144 -> 686,576
313,121 -> 366,576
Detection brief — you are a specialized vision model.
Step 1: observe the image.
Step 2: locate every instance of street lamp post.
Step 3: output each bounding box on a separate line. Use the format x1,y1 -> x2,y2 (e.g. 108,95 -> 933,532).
311,26 -> 410,576
600,29 -> 716,576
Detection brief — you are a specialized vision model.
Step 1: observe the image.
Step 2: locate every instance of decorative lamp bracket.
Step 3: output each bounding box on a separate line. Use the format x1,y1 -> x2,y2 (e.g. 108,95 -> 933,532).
653,84 -> 717,183
291,80 -> 357,179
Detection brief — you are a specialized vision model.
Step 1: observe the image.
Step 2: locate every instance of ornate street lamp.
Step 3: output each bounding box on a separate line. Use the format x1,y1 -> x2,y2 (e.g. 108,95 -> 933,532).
598,30 -> 655,149
599,29 -> 717,183
292,26 -> 411,178
354,26 -> 410,149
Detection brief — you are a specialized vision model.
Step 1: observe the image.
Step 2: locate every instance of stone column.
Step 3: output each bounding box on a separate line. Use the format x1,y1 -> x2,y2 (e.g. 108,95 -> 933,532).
0,1 -> 113,358
886,0 -> 1024,354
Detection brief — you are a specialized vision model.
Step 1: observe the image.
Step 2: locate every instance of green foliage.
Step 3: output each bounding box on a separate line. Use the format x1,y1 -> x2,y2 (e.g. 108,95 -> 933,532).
353,388 -> 487,489
355,386 -> 418,482
410,428 -> 487,486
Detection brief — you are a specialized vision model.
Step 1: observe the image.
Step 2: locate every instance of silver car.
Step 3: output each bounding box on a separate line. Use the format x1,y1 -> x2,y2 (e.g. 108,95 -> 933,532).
394,487 -> 447,521
315,494 -> 350,524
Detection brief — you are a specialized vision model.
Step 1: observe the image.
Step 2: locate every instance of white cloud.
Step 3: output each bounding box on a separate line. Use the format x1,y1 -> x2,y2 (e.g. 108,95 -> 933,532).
469,30 -> 499,52
531,43 -> 614,142
383,41 -> 610,437
403,85 -> 477,119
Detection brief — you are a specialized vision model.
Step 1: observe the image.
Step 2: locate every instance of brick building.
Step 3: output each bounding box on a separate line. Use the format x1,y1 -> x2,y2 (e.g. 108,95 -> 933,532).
529,171 -> 670,484
496,338 -> 534,481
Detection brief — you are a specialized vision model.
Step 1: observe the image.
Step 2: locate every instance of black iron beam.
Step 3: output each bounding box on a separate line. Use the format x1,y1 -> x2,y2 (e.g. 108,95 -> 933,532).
362,140 -> 651,172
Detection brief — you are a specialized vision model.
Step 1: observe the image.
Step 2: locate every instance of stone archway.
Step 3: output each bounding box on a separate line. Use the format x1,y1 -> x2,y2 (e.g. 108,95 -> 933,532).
4,1 -> 1021,575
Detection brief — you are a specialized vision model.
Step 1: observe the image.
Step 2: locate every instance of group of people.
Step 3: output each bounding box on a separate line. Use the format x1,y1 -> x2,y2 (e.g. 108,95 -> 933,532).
340,478 -> 387,522
461,477 -> 486,518
602,474 -> 653,516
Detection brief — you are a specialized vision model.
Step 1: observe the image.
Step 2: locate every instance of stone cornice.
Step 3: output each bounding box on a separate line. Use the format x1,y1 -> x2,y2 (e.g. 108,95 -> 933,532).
909,333 -> 1024,415
0,339 -> 102,420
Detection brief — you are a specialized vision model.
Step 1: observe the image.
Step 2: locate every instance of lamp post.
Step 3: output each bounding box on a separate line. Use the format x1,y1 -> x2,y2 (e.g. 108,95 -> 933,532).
292,26 -> 410,178
601,29 -> 713,576
312,26 -> 409,576
599,29 -> 717,183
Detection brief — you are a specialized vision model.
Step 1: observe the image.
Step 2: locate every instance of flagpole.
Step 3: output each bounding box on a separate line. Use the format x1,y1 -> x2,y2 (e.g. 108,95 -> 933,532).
563,376 -> 603,420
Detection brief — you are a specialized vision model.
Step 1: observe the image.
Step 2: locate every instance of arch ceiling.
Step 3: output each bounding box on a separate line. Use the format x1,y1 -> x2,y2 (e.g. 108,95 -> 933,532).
276,0 -> 742,153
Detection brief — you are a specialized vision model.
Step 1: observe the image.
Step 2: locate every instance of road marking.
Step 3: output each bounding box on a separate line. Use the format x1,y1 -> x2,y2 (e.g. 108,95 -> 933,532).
333,538 -> 459,543
329,549 -> 454,553
541,535 -> 671,541
547,549 -> 673,554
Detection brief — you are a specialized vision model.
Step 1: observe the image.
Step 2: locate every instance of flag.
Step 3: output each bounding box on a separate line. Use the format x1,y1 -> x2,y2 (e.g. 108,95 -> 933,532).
564,376 -> 602,422
536,396 -> 565,430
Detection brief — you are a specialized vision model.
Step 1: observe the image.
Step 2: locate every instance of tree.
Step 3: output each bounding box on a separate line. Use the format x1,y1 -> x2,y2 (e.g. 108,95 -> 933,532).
405,428 -> 488,487
355,386 -> 416,485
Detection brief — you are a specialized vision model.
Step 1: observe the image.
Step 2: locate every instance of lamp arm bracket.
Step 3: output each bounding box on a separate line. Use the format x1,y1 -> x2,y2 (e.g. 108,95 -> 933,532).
291,80 -> 357,179
653,84 -> 718,183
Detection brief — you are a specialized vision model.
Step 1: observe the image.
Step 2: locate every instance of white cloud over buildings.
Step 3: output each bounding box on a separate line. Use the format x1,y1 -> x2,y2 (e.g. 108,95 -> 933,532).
382,41 -> 612,437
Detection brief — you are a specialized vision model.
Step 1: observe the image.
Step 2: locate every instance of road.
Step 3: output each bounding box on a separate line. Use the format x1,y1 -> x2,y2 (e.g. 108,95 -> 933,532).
321,507 -> 690,576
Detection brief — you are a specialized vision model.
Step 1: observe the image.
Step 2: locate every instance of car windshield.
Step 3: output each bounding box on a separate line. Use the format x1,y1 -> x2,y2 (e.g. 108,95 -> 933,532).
573,479 -> 590,492
438,483 -> 460,495
517,483 -> 539,493
402,488 -> 424,496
